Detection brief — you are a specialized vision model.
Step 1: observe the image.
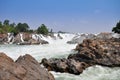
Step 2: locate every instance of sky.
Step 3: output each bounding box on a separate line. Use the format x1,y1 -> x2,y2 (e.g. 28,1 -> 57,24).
0,0 -> 120,33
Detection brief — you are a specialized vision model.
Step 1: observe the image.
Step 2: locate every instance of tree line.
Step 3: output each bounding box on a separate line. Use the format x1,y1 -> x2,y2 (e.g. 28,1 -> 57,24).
0,19 -> 49,35
0,19 -> 120,35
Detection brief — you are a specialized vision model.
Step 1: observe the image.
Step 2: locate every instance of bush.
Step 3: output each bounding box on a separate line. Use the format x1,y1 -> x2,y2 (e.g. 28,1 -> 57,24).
37,24 -> 49,35
112,21 -> 120,34
16,23 -> 29,32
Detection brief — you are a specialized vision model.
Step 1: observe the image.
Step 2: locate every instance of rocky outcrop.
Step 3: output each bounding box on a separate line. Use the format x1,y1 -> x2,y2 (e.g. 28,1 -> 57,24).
71,38 -> 120,66
41,58 -> 89,75
41,38 -> 120,75
0,52 -> 55,80
0,32 -> 49,45
0,32 -> 65,45
67,33 -> 96,44
67,32 -> 119,44
14,33 -> 32,43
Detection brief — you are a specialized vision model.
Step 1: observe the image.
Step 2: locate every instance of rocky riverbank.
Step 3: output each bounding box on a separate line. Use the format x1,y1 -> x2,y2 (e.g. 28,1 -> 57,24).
0,32 -> 63,45
0,53 -> 55,80
41,37 -> 120,75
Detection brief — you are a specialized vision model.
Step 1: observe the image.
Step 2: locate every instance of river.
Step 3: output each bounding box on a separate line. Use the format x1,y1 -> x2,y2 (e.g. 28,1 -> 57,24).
0,33 -> 119,80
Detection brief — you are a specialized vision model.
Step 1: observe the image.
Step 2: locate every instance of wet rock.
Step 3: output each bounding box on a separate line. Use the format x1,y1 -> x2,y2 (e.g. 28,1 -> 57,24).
41,58 -> 68,72
18,41 -> 31,45
67,33 -> 96,44
41,38 -> 120,75
40,40 -> 49,44
74,38 -> 120,67
0,52 -> 55,80
14,33 -> 49,45
29,39 -> 40,44
96,32 -> 113,39
0,33 -> 8,44
57,33 -> 63,39
41,58 -> 89,75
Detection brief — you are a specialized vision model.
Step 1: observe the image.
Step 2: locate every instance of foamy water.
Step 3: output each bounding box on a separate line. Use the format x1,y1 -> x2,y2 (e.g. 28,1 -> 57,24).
0,33 -> 119,80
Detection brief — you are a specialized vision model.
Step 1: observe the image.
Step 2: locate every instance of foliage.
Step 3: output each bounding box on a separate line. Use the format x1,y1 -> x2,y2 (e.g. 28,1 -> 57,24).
27,29 -> 34,33
0,21 -> 2,27
112,21 -> 120,34
3,19 -> 9,25
37,24 -> 49,35
16,23 -> 29,32
0,19 -> 51,35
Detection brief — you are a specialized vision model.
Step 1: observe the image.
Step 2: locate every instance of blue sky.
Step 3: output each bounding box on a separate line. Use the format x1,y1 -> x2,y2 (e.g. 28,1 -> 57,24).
0,0 -> 120,33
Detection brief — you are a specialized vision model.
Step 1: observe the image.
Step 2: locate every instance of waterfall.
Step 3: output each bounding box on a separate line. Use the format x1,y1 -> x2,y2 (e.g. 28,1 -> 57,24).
7,33 -> 14,44
20,33 -> 24,42
32,34 -> 42,41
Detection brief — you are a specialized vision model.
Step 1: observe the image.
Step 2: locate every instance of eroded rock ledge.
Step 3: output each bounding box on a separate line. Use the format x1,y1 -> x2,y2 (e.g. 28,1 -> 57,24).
0,53 -> 55,80
41,38 -> 120,75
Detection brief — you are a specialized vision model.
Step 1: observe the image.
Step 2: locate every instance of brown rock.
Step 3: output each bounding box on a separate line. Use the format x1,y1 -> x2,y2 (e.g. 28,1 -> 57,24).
0,52 -> 55,80
0,33 -> 8,44
41,38 -> 120,75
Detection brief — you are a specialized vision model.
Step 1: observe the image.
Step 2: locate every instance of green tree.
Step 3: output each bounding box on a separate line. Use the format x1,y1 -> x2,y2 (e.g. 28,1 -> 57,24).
10,23 -> 16,27
3,19 -> 9,25
16,23 -> 29,32
37,24 -> 49,35
0,21 -> 2,28
28,29 -> 34,33
112,21 -> 120,34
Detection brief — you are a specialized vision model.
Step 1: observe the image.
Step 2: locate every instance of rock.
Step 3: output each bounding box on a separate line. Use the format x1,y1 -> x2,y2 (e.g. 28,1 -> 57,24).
0,52 -> 55,80
96,32 -> 113,39
40,40 -> 49,44
48,33 -> 56,39
67,34 -> 86,44
22,33 -> 32,41
41,58 -> 68,72
14,33 -> 32,44
29,39 -> 40,44
14,33 -> 49,45
57,33 -> 63,39
41,58 -> 89,75
67,33 -> 96,44
14,33 -> 24,43
18,41 -> 31,45
41,38 -> 120,75
0,33 -> 8,44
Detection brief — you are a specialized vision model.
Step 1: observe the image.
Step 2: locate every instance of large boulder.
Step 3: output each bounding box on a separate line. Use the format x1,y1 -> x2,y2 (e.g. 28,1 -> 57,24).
0,52 -> 55,80
73,38 -> 120,66
41,38 -> 120,75
41,58 -> 89,75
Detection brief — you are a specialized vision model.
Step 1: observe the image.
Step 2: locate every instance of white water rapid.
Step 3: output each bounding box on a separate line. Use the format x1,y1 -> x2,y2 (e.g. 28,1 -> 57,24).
0,33 -> 120,80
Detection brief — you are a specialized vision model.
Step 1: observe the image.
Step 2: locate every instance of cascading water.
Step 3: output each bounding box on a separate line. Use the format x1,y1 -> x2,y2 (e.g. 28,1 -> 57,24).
7,33 -> 14,43
32,34 -> 39,41
0,33 -> 119,80
19,33 -> 24,42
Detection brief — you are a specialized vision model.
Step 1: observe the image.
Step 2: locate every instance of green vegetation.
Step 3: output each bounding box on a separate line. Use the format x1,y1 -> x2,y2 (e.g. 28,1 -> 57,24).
112,21 -> 120,34
16,23 -> 29,32
37,24 -> 49,35
0,19 -> 50,35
